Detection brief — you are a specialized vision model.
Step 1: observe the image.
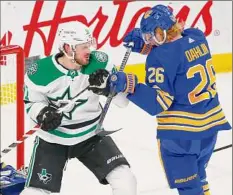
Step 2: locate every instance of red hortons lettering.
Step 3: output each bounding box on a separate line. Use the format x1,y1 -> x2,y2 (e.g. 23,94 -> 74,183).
1,0 -> 213,57
170,0 -> 212,36
22,0 -> 149,57
0,31 -> 12,47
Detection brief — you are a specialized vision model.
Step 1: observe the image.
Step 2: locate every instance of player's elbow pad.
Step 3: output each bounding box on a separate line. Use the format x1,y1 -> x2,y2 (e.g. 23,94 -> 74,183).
113,92 -> 130,108
146,108 -> 158,116
127,84 -> 162,116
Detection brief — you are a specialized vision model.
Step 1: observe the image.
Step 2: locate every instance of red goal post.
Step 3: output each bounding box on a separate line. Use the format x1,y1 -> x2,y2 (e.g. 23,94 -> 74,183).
0,45 -> 25,169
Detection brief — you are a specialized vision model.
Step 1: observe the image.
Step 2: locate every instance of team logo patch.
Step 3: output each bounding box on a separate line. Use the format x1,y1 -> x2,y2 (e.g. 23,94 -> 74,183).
144,10 -> 152,19
27,63 -> 38,75
95,51 -> 108,62
37,169 -> 52,184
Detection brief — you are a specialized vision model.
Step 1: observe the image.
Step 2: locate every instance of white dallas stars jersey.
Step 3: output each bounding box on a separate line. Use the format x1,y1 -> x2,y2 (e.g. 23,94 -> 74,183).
24,51 -> 128,145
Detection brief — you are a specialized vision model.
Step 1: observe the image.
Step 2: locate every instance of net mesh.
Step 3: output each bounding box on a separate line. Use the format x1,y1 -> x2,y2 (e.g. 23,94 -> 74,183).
0,53 -> 17,105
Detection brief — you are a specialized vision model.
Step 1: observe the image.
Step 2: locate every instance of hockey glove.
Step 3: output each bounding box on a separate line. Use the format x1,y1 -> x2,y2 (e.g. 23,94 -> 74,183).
88,69 -> 110,96
110,72 -> 138,94
123,28 -> 152,55
36,106 -> 63,131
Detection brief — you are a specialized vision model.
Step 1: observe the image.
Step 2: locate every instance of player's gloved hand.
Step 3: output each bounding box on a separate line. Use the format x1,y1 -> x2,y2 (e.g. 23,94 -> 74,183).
123,28 -> 152,55
36,106 -> 62,131
110,72 -> 138,94
88,69 -> 110,96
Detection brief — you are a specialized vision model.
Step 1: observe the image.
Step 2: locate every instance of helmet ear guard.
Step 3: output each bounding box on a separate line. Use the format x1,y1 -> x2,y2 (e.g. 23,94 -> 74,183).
154,30 -> 167,45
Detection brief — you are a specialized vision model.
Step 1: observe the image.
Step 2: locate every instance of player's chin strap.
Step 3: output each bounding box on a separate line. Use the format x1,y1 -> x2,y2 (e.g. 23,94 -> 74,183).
61,44 -> 82,68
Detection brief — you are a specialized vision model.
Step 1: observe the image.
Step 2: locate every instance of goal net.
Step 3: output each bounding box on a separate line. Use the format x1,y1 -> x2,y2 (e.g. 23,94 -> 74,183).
0,45 -> 25,169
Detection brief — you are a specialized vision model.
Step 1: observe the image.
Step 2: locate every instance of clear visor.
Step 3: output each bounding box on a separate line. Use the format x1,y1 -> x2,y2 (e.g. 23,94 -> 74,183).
72,36 -> 97,51
142,30 -> 167,45
81,37 -> 97,51
88,37 -> 97,50
142,32 -> 155,45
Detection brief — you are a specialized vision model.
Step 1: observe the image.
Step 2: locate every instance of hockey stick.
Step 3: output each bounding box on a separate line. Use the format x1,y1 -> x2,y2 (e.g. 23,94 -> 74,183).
0,48 -> 131,158
1,46 -> 133,158
96,43 -> 133,136
96,103 -> 123,136
1,124 -> 231,158
0,125 -> 124,159
213,144 -> 232,153
0,126 -> 39,158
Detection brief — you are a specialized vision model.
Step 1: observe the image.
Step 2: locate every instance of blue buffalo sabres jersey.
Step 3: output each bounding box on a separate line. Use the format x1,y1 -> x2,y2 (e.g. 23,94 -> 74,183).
127,28 -> 231,139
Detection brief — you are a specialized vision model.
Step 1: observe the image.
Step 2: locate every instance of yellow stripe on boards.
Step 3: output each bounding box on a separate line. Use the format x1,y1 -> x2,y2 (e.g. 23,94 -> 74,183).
213,53 -> 232,73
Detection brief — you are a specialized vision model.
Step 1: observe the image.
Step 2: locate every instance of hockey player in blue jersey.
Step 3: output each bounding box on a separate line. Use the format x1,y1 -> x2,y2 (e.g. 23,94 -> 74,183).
0,162 -> 26,195
109,4 -> 232,195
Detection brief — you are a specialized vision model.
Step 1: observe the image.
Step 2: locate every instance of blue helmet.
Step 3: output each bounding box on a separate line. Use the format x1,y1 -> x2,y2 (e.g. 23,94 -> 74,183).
140,5 -> 176,45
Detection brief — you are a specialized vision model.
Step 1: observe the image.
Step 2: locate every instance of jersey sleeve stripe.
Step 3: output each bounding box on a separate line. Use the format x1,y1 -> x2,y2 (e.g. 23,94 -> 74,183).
157,94 -> 168,110
153,85 -> 174,108
157,90 -> 173,107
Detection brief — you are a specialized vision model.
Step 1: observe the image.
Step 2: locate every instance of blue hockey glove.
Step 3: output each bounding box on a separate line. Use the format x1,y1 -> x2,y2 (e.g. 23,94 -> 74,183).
123,28 -> 152,55
110,72 -> 138,94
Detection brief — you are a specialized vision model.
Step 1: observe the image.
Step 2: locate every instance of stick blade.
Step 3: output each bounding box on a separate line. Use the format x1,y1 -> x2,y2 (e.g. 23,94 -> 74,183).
97,128 -> 123,136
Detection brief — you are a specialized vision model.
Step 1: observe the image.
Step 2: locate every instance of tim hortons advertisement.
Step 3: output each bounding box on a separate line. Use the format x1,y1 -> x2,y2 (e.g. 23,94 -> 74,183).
1,1 -> 232,66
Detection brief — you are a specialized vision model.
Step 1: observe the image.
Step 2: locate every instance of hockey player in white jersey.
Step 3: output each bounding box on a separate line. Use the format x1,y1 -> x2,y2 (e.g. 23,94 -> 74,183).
20,22 -> 137,195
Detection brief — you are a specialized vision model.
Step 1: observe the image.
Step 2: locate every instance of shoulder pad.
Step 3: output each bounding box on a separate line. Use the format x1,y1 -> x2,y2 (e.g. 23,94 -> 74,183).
81,51 -> 109,75
183,28 -> 205,38
27,55 -> 64,86
92,51 -> 109,63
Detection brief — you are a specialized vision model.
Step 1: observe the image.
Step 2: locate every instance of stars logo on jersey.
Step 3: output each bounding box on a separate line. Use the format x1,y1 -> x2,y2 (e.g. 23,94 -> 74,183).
95,51 -> 108,62
144,10 -> 152,19
67,70 -> 78,78
37,169 -> 52,184
48,87 -> 88,120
